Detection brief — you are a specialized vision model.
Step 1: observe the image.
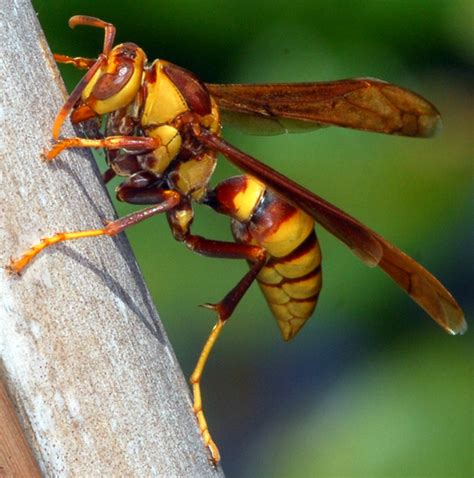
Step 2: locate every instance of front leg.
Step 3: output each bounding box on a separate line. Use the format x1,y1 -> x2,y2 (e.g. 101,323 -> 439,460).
54,53 -> 97,69
44,135 -> 161,161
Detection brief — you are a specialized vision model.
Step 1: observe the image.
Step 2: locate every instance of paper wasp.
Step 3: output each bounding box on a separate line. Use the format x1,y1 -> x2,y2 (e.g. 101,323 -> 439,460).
8,15 -> 466,464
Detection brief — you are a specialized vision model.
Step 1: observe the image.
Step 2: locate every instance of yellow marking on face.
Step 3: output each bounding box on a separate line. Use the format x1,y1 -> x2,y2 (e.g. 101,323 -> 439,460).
142,61 -> 189,126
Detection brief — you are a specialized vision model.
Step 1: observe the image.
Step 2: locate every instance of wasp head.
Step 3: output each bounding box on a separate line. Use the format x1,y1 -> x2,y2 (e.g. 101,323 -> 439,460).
81,43 -> 147,115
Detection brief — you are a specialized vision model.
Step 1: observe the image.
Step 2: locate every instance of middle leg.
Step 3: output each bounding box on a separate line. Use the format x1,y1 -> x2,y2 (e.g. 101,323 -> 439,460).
8,188 -> 180,274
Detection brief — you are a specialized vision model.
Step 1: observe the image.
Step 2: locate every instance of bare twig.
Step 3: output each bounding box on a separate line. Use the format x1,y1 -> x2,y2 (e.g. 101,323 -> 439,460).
0,1 -> 224,476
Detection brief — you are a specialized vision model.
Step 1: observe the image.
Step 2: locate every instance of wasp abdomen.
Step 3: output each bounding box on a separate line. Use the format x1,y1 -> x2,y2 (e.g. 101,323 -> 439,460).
255,230 -> 322,340
211,175 -> 322,340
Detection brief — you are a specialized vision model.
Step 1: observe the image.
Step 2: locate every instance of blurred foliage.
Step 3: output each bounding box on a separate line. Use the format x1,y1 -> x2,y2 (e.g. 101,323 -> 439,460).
32,1 -> 472,476
243,335 -> 473,477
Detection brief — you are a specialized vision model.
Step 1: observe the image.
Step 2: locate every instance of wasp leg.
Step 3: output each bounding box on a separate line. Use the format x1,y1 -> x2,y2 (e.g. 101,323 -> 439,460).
7,190 -> 180,274
114,172 -> 163,202
51,17 -> 118,139
53,15 -> 115,69
53,54 -> 97,69
190,319 -> 225,464
165,202 -> 266,464
44,136 -> 161,161
52,53 -> 107,140
185,237 -> 266,464
183,235 -> 266,319
102,168 -> 116,184
70,104 -> 98,125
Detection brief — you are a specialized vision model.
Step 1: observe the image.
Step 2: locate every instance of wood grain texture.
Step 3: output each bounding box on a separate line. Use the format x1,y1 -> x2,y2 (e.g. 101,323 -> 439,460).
0,378 -> 42,477
0,1 -> 224,476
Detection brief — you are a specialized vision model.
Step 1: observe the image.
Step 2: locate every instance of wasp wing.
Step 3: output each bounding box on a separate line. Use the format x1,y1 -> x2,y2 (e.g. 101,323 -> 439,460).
206,79 -> 441,137
197,129 -> 466,335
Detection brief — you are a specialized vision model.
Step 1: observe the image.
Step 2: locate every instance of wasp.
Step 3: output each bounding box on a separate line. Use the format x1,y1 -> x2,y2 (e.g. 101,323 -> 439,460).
8,16 -> 466,464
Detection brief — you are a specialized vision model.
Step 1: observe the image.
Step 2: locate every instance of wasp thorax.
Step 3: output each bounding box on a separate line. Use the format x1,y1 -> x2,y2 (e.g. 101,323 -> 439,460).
82,43 -> 146,115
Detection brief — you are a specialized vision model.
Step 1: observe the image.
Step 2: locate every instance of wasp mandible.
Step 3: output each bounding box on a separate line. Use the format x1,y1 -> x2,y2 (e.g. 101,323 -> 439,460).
8,15 -> 467,465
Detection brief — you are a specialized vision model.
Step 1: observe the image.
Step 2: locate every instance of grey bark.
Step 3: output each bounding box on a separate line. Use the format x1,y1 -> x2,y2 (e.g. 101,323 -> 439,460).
0,1 -> 224,476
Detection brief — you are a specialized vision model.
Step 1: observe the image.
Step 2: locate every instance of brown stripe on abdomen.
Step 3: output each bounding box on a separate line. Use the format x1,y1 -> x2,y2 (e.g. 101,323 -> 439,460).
257,230 -> 322,341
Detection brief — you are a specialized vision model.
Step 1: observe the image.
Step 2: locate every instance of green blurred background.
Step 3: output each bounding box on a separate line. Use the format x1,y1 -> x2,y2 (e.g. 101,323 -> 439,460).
32,1 -> 472,476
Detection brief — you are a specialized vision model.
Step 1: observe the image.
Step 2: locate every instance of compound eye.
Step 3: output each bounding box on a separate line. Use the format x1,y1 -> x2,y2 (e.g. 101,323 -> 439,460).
92,63 -> 134,100
82,43 -> 146,114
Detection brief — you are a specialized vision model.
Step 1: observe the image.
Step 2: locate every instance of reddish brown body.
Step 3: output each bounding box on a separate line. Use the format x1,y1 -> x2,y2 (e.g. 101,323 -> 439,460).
8,15 -> 466,465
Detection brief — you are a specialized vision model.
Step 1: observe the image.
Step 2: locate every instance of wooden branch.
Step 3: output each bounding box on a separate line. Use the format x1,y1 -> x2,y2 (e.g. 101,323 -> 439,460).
0,378 -> 41,477
0,1 -> 224,476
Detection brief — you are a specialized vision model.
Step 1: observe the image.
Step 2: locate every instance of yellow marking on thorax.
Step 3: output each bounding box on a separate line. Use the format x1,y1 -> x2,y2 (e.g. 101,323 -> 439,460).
142,61 -> 189,127
145,125 -> 182,174
204,97 -> 222,135
173,153 -> 217,200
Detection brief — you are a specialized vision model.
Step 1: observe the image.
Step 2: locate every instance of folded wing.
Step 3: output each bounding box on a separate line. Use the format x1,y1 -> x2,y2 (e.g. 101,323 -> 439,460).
206,79 -> 441,137
196,129 -> 466,335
